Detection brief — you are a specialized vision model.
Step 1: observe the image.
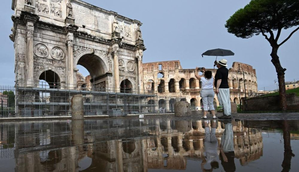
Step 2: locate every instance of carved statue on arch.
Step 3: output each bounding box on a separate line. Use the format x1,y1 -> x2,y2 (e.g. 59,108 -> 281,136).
66,2 -> 73,18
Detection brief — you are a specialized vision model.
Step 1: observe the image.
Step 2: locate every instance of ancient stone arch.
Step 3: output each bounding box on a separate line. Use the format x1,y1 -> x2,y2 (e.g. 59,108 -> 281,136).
38,69 -> 62,88
11,0 -> 145,92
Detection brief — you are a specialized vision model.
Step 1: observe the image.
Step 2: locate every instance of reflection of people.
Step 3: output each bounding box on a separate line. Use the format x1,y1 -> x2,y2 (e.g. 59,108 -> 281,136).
201,120 -> 219,171
195,67 -> 216,119
220,120 -> 235,172
214,59 -> 231,119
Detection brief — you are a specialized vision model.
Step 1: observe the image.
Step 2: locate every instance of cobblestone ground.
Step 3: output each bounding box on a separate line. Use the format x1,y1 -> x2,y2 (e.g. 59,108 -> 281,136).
1,112 -> 299,121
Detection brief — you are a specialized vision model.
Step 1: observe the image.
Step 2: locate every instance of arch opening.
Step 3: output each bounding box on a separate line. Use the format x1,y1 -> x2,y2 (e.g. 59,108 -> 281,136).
120,79 -> 132,93
77,54 -> 107,91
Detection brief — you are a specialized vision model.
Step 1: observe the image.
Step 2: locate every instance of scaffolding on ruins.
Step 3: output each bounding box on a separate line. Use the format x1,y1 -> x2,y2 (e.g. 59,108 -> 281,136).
0,85 -> 157,118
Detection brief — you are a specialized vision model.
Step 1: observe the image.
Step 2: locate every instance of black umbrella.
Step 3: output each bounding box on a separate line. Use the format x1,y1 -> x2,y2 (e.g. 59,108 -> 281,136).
202,48 -> 234,68
202,48 -> 234,59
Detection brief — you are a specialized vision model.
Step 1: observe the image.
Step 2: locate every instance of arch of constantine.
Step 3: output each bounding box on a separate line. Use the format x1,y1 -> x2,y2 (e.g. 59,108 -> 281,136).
9,0 -> 258,116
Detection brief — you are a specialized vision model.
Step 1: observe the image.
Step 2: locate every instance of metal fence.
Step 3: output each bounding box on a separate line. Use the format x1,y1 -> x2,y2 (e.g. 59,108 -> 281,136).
0,85 -> 157,118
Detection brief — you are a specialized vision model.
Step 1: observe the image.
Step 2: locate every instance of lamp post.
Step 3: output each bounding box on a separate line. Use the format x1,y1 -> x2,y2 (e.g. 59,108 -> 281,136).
1,98 -> 3,117
243,71 -> 247,100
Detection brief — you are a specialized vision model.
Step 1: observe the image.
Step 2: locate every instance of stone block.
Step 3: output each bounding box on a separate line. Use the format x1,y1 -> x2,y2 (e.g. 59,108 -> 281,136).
174,101 -> 191,117
231,102 -> 237,113
71,94 -> 84,120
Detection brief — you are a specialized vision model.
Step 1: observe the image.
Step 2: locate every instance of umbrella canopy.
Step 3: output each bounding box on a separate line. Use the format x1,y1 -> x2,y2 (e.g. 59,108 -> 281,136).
202,48 -> 234,57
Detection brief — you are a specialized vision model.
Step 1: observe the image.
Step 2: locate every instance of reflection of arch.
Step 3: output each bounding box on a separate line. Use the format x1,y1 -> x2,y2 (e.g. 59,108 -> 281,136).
120,79 -> 132,93
189,78 -> 196,89
183,140 -> 190,151
168,79 -> 175,93
169,98 -> 176,112
122,139 -> 136,154
193,140 -> 200,150
161,137 -> 168,151
158,80 -> 165,93
40,150 -> 62,171
172,136 -> 179,152
78,156 -> 92,171
39,70 -> 60,88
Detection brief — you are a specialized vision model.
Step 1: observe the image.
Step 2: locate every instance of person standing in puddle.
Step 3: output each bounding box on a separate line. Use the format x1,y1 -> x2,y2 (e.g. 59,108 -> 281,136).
214,59 -> 231,119
195,67 -> 217,119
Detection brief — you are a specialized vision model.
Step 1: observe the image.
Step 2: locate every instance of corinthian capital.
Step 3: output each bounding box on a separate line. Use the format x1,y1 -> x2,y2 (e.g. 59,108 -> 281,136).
21,11 -> 39,24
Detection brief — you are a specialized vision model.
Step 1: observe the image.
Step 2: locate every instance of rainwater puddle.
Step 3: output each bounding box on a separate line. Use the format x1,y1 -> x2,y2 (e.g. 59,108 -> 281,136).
1,117 -> 299,172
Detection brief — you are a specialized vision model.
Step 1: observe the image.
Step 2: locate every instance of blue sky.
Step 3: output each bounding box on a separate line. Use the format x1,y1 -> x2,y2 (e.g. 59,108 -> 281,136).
1,0 -> 298,90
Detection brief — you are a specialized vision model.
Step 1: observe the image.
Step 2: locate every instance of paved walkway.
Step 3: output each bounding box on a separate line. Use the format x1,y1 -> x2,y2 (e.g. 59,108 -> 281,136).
1,112 -> 298,122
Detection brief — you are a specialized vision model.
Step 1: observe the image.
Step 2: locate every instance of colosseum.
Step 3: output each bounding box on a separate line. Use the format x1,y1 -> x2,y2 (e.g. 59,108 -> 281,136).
142,60 -> 258,112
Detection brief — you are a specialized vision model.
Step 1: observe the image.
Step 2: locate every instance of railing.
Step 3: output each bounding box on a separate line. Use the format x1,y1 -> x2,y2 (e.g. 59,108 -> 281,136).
0,85 -> 157,118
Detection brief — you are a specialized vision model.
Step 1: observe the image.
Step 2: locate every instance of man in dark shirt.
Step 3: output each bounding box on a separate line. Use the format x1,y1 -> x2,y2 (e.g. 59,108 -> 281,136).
214,59 -> 231,119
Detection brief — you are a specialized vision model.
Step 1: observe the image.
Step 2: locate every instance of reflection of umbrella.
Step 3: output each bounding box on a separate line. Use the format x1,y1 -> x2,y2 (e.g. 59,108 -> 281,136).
202,48 -> 234,60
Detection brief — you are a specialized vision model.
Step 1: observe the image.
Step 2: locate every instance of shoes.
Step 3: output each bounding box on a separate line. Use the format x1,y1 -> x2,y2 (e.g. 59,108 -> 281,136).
202,116 -> 207,119
213,116 -> 217,119
218,115 -> 231,119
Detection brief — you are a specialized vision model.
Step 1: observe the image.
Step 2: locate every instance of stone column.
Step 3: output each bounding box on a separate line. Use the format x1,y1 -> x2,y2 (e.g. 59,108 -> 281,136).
229,79 -> 233,89
175,81 -> 180,93
155,119 -> 161,134
185,79 -> 190,90
165,98 -> 170,112
165,82 -> 169,93
166,118 -> 171,131
136,49 -> 143,94
195,79 -> 200,89
66,25 -> 78,90
154,76 -> 158,93
196,120 -> 205,132
66,33 -> 74,89
71,94 -> 84,120
24,14 -> 39,87
112,44 -> 120,92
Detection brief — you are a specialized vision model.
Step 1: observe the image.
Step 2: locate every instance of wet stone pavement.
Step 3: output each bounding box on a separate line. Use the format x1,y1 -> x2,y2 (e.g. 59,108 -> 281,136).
0,113 -> 299,172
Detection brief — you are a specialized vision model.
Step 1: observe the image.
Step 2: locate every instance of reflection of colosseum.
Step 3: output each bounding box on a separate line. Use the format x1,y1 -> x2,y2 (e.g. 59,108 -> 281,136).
146,119 -> 263,169
142,61 -> 258,112
10,119 -> 263,171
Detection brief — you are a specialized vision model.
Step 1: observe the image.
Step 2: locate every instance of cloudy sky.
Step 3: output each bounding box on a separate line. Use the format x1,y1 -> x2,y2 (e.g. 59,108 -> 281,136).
1,0 -> 298,90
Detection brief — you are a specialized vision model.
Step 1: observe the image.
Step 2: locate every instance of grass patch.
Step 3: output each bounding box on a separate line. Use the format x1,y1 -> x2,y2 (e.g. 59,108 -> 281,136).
261,87 -> 299,97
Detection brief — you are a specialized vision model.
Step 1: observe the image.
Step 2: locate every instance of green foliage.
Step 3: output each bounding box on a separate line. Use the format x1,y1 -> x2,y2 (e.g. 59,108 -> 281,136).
225,0 -> 299,38
2,91 -> 15,107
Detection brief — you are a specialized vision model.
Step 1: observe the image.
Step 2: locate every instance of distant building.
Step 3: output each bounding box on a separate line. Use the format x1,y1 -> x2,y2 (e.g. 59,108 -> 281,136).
0,93 -> 8,108
285,80 -> 299,90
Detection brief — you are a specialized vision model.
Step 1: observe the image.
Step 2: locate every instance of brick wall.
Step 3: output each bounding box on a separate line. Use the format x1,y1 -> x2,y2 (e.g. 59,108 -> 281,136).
242,94 -> 299,111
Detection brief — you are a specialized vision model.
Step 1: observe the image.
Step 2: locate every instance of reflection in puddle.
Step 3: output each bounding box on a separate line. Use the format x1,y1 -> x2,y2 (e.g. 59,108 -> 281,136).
0,118 -> 299,171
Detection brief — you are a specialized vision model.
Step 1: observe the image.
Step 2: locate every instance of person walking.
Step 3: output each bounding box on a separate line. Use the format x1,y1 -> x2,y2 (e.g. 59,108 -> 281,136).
214,59 -> 231,119
195,67 -> 217,119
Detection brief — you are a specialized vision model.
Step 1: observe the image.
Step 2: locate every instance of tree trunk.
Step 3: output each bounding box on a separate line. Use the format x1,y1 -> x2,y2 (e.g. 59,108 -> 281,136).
270,47 -> 287,111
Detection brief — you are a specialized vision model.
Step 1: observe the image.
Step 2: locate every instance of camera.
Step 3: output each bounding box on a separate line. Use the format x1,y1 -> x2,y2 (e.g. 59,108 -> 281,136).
197,67 -> 205,71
